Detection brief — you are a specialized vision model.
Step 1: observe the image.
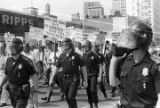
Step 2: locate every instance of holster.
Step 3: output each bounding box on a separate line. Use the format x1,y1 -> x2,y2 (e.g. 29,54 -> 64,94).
6,82 -> 30,100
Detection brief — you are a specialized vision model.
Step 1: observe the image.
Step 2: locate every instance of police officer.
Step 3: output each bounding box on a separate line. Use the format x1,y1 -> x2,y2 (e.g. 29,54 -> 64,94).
0,38 -> 36,108
50,38 -> 87,108
109,21 -> 160,108
92,43 -> 107,98
82,40 -> 101,108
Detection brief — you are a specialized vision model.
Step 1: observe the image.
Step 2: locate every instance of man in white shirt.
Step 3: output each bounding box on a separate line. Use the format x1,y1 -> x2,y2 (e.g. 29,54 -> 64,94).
22,43 -> 39,108
41,41 -> 64,101
0,42 -> 9,107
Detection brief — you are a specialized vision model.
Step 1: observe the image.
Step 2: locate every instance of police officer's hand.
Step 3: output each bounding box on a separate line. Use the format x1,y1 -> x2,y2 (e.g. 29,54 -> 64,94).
97,76 -> 102,83
112,53 -> 127,63
49,81 -> 54,87
83,80 -> 88,88
103,72 -> 106,78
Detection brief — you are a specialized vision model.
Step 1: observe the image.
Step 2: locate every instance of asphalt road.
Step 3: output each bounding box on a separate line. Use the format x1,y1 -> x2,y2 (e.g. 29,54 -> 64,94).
2,82 -> 120,108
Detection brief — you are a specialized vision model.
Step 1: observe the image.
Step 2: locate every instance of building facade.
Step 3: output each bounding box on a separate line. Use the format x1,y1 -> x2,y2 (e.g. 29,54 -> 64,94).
83,1 -> 104,19
112,0 -> 121,15
120,0 -> 126,16
126,0 -> 151,23
112,0 -> 127,16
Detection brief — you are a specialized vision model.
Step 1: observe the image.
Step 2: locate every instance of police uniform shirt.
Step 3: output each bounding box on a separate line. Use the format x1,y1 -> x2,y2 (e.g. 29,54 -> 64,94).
56,50 -> 84,75
82,51 -> 100,76
5,55 -> 36,86
119,52 -> 160,107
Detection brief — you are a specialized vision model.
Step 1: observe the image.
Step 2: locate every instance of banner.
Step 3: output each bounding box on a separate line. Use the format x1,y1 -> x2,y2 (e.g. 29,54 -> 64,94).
25,26 -> 43,41
43,17 -> 66,41
71,28 -> 83,42
94,34 -> 106,45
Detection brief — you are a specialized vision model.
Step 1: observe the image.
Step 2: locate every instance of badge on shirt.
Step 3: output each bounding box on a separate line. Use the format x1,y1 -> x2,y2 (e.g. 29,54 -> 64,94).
91,56 -> 94,59
72,56 -> 75,60
18,64 -> 22,69
142,68 -> 149,77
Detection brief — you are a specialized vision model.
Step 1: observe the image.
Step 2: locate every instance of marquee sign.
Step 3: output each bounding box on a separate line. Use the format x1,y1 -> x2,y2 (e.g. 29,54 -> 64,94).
0,9 -> 43,36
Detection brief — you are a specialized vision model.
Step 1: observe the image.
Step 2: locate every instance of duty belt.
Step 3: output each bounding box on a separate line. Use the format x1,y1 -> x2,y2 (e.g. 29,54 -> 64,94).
8,82 -> 29,88
62,74 -> 79,79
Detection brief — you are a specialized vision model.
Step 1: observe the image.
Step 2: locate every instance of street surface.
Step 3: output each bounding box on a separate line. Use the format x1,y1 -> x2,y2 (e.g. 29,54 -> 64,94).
2,82 -> 120,108
2,56 -> 160,108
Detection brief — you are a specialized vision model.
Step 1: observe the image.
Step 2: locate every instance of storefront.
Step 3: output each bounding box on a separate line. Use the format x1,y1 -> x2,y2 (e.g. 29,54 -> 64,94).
0,9 -> 44,36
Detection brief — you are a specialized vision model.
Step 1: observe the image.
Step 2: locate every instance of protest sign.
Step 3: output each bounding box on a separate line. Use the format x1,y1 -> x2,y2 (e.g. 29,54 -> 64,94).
28,26 -> 44,41
94,34 -> 106,45
43,17 -> 66,41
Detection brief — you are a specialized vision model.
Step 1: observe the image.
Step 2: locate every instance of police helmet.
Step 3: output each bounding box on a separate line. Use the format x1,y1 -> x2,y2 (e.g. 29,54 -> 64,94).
62,38 -> 72,43
131,21 -> 153,49
62,38 -> 73,50
11,38 -> 23,53
82,40 -> 92,49
92,43 -> 99,52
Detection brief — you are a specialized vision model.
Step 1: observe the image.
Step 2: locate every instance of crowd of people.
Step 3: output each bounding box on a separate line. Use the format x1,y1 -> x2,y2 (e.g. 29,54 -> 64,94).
0,21 -> 160,108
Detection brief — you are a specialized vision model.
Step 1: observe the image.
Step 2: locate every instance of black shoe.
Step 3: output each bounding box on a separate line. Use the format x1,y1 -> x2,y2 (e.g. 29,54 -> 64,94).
0,103 -> 7,107
41,97 -> 47,100
41,97 -> 51,102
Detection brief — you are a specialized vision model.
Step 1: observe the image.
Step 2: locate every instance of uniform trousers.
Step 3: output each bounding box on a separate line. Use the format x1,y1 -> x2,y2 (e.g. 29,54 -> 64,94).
6,82 -> 30,108
99,78 -> 106,96
86,75 -> 98,105
62,74 -> 80,108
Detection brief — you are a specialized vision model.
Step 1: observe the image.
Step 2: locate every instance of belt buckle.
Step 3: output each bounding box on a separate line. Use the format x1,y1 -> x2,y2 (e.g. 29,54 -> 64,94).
63,74 -> 67,79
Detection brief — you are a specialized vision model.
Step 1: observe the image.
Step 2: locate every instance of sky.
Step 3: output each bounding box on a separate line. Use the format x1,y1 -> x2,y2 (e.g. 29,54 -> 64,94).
0,0 -> 112,19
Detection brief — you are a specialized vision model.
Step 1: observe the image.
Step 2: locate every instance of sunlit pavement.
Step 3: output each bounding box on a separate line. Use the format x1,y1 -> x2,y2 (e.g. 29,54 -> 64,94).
2,82 -> 120,108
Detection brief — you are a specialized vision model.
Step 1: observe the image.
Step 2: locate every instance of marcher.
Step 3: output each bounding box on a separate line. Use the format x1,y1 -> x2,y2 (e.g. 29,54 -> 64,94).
92,43 -> 107,99
0,38 -> 37,108
22,43 -> 39,108
49,38 -> 87,108
82,40 -> 102,108
103,43 -> 119,97
109,21 -> 160,108
0,42 -> 9,107
43,41 -> 52,85
41,41 -> 64,102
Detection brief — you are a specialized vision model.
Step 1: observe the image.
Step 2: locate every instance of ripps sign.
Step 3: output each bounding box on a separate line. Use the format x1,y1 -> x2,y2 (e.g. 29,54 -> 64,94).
0,9 -> 43,36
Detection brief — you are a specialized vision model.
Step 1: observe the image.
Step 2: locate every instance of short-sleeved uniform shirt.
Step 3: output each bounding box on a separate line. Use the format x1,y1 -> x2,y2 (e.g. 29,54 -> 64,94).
119,52 -> 160,108
82,51 -> 100,76
5,55 -> 36,86
56,50 -> 84,75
